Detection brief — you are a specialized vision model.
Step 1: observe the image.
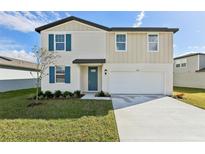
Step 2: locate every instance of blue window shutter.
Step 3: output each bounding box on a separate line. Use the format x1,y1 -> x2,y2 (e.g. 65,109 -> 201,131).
49,66 -> 55,83
65,66 -> 71,83
66,34 -> 71,51
48,34 -> 54,51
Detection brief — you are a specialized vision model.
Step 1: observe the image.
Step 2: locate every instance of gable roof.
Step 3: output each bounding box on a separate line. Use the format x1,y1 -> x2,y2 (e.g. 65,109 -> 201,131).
0,56 -> 39,71
35,16 -> 179,33
35,16 -> 110,32
174,53 -> 205,60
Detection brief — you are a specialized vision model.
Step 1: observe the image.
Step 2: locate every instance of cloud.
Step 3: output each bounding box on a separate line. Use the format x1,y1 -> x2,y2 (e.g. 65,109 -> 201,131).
174,45 -> 205,57
0,38 -> 35,62
0,38 -> 24,51
0,11 -> 71,32
133,11 -> 145,27
187,45 -> 205,51
0,50 -> 35,62
0,11 -> 71,62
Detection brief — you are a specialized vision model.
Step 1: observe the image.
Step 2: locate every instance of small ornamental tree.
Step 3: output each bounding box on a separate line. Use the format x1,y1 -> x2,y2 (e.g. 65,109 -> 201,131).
31,46 -> 59,103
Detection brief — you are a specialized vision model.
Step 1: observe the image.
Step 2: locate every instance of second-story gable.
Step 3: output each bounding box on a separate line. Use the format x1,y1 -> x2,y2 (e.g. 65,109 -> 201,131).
40,20 -> 107,61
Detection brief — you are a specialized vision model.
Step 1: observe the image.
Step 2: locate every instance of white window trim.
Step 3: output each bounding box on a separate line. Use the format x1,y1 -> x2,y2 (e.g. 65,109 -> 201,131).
115,33 -> 127,52
181,63 -> 187,68
147,33 -> 159,52
55,34 -> 65,51
55,65 -> 65,83
48,32 -> 72,52
176,63 -> 181,68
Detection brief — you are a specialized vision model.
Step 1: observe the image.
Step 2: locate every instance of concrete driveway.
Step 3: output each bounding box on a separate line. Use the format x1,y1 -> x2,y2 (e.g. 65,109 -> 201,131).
112,95 -> 205,141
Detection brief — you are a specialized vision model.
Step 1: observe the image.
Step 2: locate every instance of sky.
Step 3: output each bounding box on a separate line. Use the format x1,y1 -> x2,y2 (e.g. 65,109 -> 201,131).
0,11 -> 205,62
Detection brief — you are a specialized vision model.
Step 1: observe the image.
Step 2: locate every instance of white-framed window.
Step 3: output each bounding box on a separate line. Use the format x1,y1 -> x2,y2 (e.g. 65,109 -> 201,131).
115,33 -> 127,52
176,64 -> 180,68
55,66 -> 65,83
175,59 -> 187,68
181,63 -> 187,67
148,33 -> 159,52
55,34 -> 65,51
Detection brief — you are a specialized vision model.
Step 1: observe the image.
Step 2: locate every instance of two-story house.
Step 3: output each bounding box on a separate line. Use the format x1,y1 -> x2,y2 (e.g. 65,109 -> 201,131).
174,53 -> 205,89
35,16 -> 178,95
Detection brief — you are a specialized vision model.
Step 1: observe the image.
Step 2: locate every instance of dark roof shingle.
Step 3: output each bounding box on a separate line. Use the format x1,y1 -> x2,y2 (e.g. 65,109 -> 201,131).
35,16 -> 179,33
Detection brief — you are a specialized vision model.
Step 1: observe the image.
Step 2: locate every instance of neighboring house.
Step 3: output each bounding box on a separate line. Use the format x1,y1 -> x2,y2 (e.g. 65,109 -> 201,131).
0,56 -> 38,92
174,53 -> 205,89
35,16 -> 178,95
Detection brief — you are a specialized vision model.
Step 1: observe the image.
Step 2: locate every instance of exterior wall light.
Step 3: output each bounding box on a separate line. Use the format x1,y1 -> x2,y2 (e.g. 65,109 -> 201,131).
104,69 -> 107,75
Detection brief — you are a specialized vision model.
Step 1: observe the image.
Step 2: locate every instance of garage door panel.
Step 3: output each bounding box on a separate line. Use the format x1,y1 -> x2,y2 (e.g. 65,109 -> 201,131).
109,71 -> 164,94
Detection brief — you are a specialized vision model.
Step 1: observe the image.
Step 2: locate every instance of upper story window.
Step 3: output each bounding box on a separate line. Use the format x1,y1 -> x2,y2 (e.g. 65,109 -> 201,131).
115,33 -> 127,52
48,34 -> 71,52
56,66 -> 65,83
55,34 -> 65,51
148,34 -> 159,52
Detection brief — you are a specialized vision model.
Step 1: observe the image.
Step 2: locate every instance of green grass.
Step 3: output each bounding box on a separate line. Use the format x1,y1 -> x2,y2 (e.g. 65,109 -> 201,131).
173,86 -> 205,109
0,89 -> 119,141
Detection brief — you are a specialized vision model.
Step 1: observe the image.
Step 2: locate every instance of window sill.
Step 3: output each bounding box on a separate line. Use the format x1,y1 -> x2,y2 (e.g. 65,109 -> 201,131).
51,82 -> 71,84
148,50 -> 159,53
53,51 -> 72,52
115,50 -> 127,53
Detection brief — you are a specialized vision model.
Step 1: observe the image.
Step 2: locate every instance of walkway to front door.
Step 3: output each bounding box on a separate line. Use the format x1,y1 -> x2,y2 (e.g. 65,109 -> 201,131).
88,67 -> 98,91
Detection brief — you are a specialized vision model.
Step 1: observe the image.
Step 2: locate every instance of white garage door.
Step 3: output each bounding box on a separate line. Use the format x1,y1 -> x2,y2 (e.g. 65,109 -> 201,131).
109,71 -> 164,94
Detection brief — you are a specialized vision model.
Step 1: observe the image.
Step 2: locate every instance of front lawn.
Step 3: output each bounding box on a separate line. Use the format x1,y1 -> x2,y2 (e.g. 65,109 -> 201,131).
0,89 -> 119,141
173,86 -> 205,109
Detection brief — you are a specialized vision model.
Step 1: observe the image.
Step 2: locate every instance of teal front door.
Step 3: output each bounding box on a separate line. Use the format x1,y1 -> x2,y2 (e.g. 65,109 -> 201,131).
88,67 -> 98,91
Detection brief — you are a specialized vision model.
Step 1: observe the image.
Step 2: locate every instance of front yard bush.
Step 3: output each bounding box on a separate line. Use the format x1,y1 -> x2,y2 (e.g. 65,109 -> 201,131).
73,90 -> 81,98
44,90 -> 53,98
31,90 -> 83,100
95,91 -> 111,97
63,91 -> 73,98
38,91 -> 44,97
54,90 -> 62,98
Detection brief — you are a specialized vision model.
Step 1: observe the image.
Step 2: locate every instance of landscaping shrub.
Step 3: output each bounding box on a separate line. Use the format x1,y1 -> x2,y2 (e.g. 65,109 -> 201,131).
44,90 -> 53,98
54,90 -> 62,98
63,91 -> 73,98
96,91 -> 105,97
95,91 -> 111,97
73,90 -> 81,98
38,91 -> 44,97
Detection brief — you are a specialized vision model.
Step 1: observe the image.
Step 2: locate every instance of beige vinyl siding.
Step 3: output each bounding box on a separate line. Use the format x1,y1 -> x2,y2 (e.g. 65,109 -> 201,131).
106,32 -> 173,63
174,72 -> 205,89
43,20 -> 102,32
